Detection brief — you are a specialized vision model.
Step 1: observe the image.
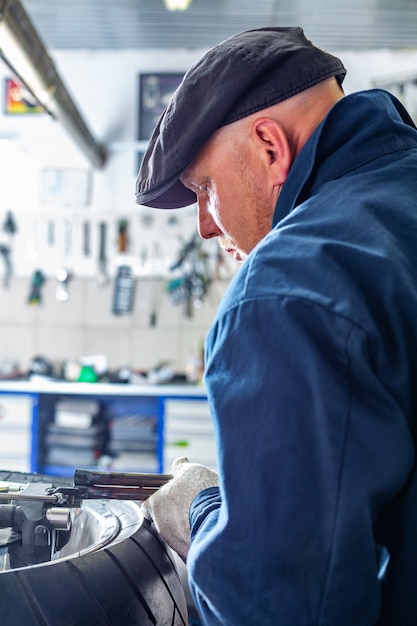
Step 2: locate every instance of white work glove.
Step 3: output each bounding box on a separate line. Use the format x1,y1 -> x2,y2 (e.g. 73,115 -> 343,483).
141,456 -> 219,562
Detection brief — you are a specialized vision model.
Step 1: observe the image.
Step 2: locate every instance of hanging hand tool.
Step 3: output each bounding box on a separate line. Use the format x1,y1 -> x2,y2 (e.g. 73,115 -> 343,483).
166,232 -> 212,318
82,220 -> 91,257
28,269 -> 46,305
3,211 -> 17,237
96,221 -> 110,287
113,219 -> 136,315
47,219 -> 55,246
112,264 -> 136,315
55,267 -> 73,302
149,241 -> 162,327
55,218 -> 73,302
0,210 -> 17,288
117,218 -> 129,253
0,244 -> 12,288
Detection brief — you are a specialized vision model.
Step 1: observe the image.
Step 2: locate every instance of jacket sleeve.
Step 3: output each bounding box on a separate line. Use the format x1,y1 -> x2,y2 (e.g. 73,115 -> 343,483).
186,294 -> 413,626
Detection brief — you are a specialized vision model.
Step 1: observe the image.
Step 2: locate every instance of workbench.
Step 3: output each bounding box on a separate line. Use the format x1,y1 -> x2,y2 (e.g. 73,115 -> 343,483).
0,380 -> 215,477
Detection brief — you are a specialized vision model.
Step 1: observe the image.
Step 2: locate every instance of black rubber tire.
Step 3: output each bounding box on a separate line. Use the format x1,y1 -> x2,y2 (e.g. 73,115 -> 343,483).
0,470 -> 188,626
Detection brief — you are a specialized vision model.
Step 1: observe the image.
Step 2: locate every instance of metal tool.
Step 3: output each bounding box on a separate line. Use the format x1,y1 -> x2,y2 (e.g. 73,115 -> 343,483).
27,269 -> 46,305
0,244 -> 12,288
55,219 -> 74,302
0,470 -> 172,568
0,470 -> 172,508
0,482 -> 73,568
0,491 -> 63,505
96,221 -> 110,287
53,469 -> 172,506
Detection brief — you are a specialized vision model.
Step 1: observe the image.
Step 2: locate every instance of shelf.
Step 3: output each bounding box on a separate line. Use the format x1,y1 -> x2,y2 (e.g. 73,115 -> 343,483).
0,382 -> 213,476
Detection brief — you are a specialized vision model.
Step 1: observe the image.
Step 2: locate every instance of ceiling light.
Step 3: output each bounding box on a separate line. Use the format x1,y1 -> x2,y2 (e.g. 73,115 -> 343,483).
164,0 -> 193,11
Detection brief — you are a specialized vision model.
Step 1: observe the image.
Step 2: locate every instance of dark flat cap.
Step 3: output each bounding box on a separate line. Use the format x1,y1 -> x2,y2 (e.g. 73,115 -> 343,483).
135,26 -> 346,209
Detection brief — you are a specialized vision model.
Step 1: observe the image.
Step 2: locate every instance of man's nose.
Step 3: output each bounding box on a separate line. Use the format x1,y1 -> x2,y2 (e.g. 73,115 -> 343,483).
197,200 -> 222,240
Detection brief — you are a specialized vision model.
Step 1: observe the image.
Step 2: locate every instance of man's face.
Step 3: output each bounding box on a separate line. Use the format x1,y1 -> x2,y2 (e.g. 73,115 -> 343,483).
180,125 -> 278,263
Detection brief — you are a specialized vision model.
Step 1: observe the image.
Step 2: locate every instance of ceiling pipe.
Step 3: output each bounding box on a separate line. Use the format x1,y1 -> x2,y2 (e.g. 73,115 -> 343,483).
0,0 -> 106,168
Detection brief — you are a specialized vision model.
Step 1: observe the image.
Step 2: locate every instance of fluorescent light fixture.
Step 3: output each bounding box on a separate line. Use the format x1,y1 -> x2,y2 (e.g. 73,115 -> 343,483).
164,0 -> 193,11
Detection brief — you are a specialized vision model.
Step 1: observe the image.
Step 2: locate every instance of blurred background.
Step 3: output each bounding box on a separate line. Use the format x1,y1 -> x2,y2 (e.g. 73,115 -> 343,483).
0,0 -> 416,380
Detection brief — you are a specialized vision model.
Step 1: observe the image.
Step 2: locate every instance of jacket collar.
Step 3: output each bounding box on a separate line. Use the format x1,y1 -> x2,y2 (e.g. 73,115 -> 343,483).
273,89 -> 417,226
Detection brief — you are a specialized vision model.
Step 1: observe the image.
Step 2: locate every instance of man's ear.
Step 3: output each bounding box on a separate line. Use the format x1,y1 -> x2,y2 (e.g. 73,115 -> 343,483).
251,117 -> 292,186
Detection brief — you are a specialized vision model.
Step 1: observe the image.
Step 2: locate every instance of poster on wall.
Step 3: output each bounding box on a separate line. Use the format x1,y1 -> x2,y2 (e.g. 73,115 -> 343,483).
137,73 -> 184,170
3,78 -> 44,115
41,168 -> 92,207
139,73 -> 184,140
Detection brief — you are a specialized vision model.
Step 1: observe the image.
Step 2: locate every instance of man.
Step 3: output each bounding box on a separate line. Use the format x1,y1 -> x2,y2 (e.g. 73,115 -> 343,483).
136,27 -> 417,625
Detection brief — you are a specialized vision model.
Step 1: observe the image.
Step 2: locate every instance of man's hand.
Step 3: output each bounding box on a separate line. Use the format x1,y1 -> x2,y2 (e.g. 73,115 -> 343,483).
141,456 -> 219,562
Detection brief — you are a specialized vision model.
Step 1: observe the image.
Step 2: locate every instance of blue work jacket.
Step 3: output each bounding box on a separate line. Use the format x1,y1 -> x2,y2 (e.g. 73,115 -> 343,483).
187,90 -> 417,625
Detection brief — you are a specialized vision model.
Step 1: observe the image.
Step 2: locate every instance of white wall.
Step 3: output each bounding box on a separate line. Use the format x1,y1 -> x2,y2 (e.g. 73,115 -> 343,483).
0,48 -> 209,279
0,46 -> 415,376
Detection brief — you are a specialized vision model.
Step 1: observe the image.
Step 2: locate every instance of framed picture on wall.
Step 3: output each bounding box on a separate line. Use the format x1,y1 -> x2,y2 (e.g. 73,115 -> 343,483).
138,73 -> 184,141
4,77 -> 44,115
41,168 -> 92,207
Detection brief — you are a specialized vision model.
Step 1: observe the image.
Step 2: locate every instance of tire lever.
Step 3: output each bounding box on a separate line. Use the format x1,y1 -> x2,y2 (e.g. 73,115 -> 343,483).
53,469 -> 172,506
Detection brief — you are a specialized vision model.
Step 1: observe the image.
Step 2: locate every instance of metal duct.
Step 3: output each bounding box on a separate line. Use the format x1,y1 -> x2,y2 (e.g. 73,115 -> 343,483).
0,0 -> 106,168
